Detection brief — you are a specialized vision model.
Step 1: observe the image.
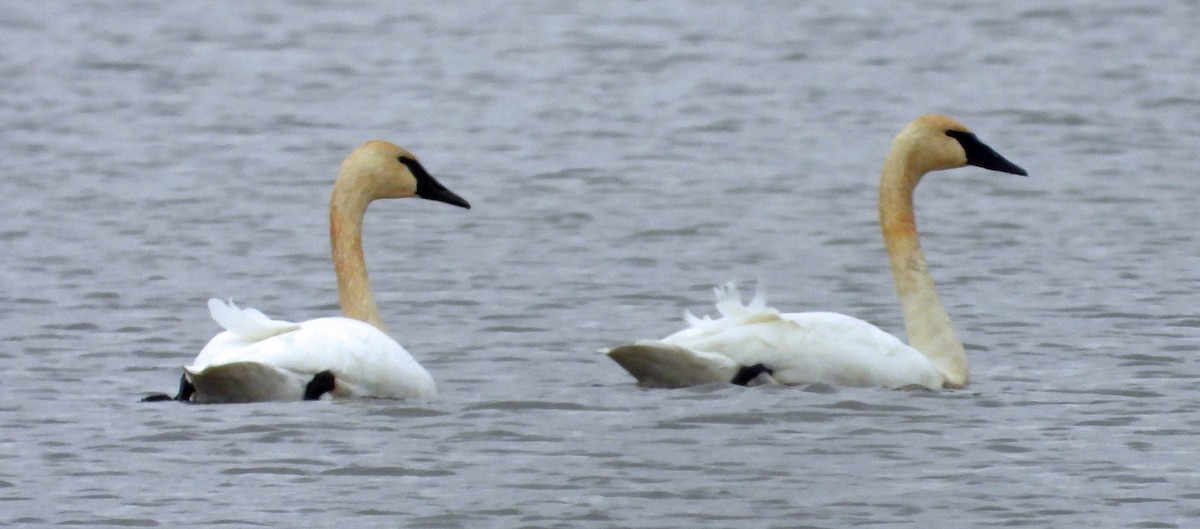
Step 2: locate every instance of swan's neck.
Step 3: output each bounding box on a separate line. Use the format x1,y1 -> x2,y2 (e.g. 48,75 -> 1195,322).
878,148 -> 967,388
330,182 -> 388,331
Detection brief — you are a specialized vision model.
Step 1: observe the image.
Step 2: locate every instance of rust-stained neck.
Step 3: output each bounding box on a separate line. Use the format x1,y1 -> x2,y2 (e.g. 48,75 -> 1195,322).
330,174 -> 388,331
879,138 -> 967,388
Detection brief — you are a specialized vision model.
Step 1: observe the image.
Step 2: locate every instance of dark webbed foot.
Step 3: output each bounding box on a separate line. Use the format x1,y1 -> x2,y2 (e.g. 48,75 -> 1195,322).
140,393 -> 174,402
303,370 -> 336,400
176,374 -> 195,402
140,374 -> 196,403
731,363 -> 774,386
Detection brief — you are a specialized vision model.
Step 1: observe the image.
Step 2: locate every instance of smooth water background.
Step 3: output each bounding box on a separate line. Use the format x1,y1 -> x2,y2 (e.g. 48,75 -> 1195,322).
3,1 -> 1200,527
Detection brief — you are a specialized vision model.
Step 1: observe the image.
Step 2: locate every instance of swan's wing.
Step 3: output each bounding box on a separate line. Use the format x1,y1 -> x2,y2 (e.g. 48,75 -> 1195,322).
188,316 -> 436,400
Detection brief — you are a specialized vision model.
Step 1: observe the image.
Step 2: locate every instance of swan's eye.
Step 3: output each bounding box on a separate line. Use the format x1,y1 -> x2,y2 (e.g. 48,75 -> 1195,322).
944,130 -> 973,142
397,156 -> 422,174
397,156 -> 431,181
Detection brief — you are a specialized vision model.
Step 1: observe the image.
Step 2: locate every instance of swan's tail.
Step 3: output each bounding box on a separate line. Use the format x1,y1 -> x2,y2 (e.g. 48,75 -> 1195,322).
606,341 -> 740,388
207,298 -> 301,341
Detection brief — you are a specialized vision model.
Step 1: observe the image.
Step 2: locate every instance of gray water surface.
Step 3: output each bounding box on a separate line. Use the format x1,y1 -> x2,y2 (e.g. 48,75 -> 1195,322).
3,1 -> 1200,527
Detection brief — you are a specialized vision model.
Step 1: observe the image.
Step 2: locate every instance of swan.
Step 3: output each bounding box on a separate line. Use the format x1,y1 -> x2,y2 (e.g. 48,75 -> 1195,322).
606,114 -> 1027,390
143,140 -> 470,403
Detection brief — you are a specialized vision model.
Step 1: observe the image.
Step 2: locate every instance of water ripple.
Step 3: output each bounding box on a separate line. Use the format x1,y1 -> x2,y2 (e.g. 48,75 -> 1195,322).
2,1 -> 1200,527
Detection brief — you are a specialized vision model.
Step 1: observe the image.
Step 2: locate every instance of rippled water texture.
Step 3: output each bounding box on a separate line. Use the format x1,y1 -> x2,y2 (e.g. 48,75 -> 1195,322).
3,1 -> 1200,527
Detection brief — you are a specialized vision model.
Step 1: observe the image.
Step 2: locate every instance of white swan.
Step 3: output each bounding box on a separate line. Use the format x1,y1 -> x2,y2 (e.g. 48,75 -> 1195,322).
606,114 -> 1027,390
145,141 -> 470,403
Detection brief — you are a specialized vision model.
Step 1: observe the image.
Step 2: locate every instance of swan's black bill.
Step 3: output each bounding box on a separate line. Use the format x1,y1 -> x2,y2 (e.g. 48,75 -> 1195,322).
399,157 -> 472,209
945,130 -> 1028,176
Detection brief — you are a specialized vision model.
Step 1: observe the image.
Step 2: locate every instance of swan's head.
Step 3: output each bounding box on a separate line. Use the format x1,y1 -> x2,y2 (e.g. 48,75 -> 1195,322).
897,114 -> 1028,177
338,140 -> 471,209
